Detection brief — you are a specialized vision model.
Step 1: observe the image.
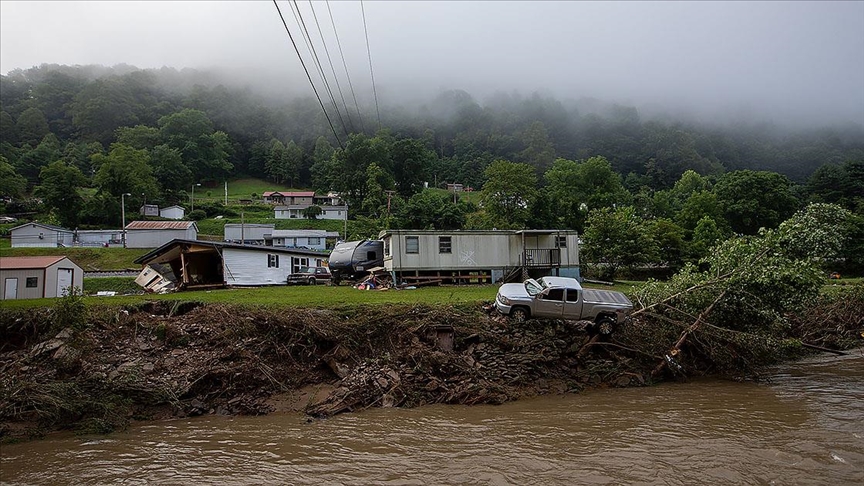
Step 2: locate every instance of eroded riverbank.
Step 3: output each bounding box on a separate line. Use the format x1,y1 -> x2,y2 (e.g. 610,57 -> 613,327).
1,290 -> 862,441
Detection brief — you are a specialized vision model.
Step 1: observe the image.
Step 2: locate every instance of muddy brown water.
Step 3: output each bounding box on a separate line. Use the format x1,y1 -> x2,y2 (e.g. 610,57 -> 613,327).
2,352 -> 863,485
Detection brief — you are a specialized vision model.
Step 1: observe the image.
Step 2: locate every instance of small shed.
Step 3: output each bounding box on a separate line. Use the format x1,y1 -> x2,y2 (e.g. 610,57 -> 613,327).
9,222 -> 74,248
1,256 -> 84,300
125,221 -> 198,249
159,206 -> 185,220
133,239 -> 328,289
140,204 -> 159,217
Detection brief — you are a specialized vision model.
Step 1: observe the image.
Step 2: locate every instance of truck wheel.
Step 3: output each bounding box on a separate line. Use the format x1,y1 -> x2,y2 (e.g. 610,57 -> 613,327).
595,317 -> 616,336
511,307 -> 529,322
308,277 -> 316,285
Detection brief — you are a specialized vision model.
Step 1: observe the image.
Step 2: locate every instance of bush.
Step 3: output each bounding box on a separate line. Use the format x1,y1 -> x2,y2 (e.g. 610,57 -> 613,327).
51,287 -> 88,334
188,209 -> 206,221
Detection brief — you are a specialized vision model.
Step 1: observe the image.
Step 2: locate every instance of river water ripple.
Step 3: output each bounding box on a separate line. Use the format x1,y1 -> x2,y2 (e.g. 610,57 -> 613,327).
2,351 -> 863,485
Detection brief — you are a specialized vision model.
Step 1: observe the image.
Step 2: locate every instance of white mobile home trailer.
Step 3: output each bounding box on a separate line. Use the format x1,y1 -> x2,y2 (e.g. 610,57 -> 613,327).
9,223 -> 74,248
134,239 -> 327,289
224,223 -> 274,245
379,229 -> 579,284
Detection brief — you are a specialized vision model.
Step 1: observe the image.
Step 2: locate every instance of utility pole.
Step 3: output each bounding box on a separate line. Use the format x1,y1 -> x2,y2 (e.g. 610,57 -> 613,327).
121,192 -> 131,248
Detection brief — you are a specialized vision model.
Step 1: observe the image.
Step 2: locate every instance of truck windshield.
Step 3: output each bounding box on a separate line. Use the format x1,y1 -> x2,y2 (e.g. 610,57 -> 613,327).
524,279 -> 543,296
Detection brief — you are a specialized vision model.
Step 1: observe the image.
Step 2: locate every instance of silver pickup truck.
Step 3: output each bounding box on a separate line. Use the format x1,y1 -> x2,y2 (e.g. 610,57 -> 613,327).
495,276 -> 633,334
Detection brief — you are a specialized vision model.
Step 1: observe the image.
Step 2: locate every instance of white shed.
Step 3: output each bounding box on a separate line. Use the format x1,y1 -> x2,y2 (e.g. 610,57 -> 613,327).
9,222 -> 74,248
159,205 -> 186,220
125,221 -> 198,249
1,256 -> 84,300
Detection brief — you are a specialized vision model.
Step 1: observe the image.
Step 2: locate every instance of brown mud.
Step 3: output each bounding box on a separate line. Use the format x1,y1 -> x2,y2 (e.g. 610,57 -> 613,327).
1,291 -> 862,441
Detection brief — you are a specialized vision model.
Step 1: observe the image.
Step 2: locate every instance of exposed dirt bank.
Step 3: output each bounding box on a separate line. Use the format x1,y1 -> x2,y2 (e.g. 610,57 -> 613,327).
1,291 -> 862,441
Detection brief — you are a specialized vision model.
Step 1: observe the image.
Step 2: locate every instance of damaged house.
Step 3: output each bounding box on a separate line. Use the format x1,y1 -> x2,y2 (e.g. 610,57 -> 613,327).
133,239 -> 328,290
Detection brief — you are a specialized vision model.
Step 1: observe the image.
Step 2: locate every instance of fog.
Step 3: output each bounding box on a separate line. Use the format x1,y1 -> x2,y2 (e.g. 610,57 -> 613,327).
2,1 -> 863,127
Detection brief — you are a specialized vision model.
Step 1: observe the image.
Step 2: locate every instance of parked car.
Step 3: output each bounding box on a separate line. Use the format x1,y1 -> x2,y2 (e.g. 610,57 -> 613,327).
0,216 -> 18,224
495,276 -> 633,334
287,266 -> 331,285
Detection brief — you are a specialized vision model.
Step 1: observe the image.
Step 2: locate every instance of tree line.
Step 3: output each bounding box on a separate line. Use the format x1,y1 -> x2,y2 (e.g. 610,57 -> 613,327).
0,64 -> 862,274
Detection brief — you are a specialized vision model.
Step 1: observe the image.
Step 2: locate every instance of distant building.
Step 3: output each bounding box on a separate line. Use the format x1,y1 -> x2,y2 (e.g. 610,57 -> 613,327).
140,204 -> 159,217
224,223 -> 274,245
125,221 -> 198,249
262,191 -> 315,205
159,205 -> 185,220
446,183 -> 464,192
74,229 -> 123,247
267,229 -> 340,251
274,205 -> 348,220
1,256 -> 84,300
9,222 -> 74,248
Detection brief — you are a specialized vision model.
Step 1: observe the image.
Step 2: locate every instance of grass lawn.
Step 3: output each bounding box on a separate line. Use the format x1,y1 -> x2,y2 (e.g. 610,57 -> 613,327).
2,278 -> 653,311
0,247 -> 149,271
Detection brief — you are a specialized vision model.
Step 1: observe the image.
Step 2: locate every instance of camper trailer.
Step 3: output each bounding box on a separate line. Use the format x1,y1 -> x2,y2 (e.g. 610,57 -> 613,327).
328,239 -> 384,284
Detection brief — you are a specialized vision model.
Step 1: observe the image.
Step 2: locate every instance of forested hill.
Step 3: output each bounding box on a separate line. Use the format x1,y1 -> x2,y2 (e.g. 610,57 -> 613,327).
3,63 -> 863,191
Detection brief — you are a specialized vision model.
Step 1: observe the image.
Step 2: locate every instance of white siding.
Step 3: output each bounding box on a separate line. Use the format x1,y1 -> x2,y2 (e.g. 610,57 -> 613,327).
386,233 -> 512,271
10,224 -> 73,248
222,249 -> 324,286
160,207 -> 185,220
224,224 -> 273,242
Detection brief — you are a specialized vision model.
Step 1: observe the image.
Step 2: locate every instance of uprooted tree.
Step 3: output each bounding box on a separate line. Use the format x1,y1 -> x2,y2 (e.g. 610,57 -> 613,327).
627,202 -> 856,378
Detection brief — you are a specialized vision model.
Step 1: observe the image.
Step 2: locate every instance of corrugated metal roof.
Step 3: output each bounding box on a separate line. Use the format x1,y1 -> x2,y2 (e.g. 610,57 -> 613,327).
0,256 -> 67,269
125,221 -> 195,230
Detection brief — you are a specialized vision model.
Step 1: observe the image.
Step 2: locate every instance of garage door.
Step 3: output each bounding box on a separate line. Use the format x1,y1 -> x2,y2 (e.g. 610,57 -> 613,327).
57,268 -> 73,296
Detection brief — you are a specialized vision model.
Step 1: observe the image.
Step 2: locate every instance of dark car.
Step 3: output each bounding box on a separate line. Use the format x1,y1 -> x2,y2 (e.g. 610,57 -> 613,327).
287,266 -> 331,285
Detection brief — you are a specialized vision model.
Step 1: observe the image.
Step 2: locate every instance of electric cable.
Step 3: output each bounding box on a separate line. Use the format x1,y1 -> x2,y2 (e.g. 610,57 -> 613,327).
271,0 -> 343,149
309,0 -> 355,133
326,0 -> 366,133
360,0 -> 381,130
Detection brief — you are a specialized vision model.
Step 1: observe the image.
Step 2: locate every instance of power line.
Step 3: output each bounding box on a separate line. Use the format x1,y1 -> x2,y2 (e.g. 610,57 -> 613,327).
360,0 -> 381,130
289,0 -> 350,138
326,0 -> 366,134
309,0 -> 355,133
272,0 -> 343,149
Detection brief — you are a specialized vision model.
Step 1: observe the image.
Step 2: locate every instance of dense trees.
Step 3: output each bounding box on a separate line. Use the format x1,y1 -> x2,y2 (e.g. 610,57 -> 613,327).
1,63 -> 862,274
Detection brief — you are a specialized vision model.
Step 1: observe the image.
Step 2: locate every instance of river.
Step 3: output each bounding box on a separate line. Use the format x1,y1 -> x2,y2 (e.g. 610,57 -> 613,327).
2,351 -> 862,485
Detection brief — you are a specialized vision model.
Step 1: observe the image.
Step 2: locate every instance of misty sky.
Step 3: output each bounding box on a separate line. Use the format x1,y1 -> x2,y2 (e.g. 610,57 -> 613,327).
2,1 -> 863,126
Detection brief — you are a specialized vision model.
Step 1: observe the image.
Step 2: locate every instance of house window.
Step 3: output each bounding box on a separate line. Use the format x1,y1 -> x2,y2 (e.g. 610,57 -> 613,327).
558,236 -> 567,248
26,277 -> 38,288
406,236 -> 419,254
439,236 -> 452,254
308,237 -> 321,246
292,257 -> 309,273
268,254 -> 279,268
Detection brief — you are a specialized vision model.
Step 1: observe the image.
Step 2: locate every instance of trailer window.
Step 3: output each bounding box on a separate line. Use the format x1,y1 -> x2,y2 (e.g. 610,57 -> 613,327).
439,236 -> 452,254
26,277 -> 38,288
267,254 -> 279,268
406,236 -> 419,254
557,236 -> 567,248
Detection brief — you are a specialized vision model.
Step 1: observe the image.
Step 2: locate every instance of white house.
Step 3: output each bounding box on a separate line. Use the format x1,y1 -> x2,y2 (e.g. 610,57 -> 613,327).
140,204 -> 159,217
125,221 -> 198,249
1,256 -> 84,300
9,222 -> 74,248
378,229 -> 580,284
134,239 -> 328,289
224,223 -> 274,245
274,205 -> 348,220
159,205 -> 186,220
267,229 -> 339,251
